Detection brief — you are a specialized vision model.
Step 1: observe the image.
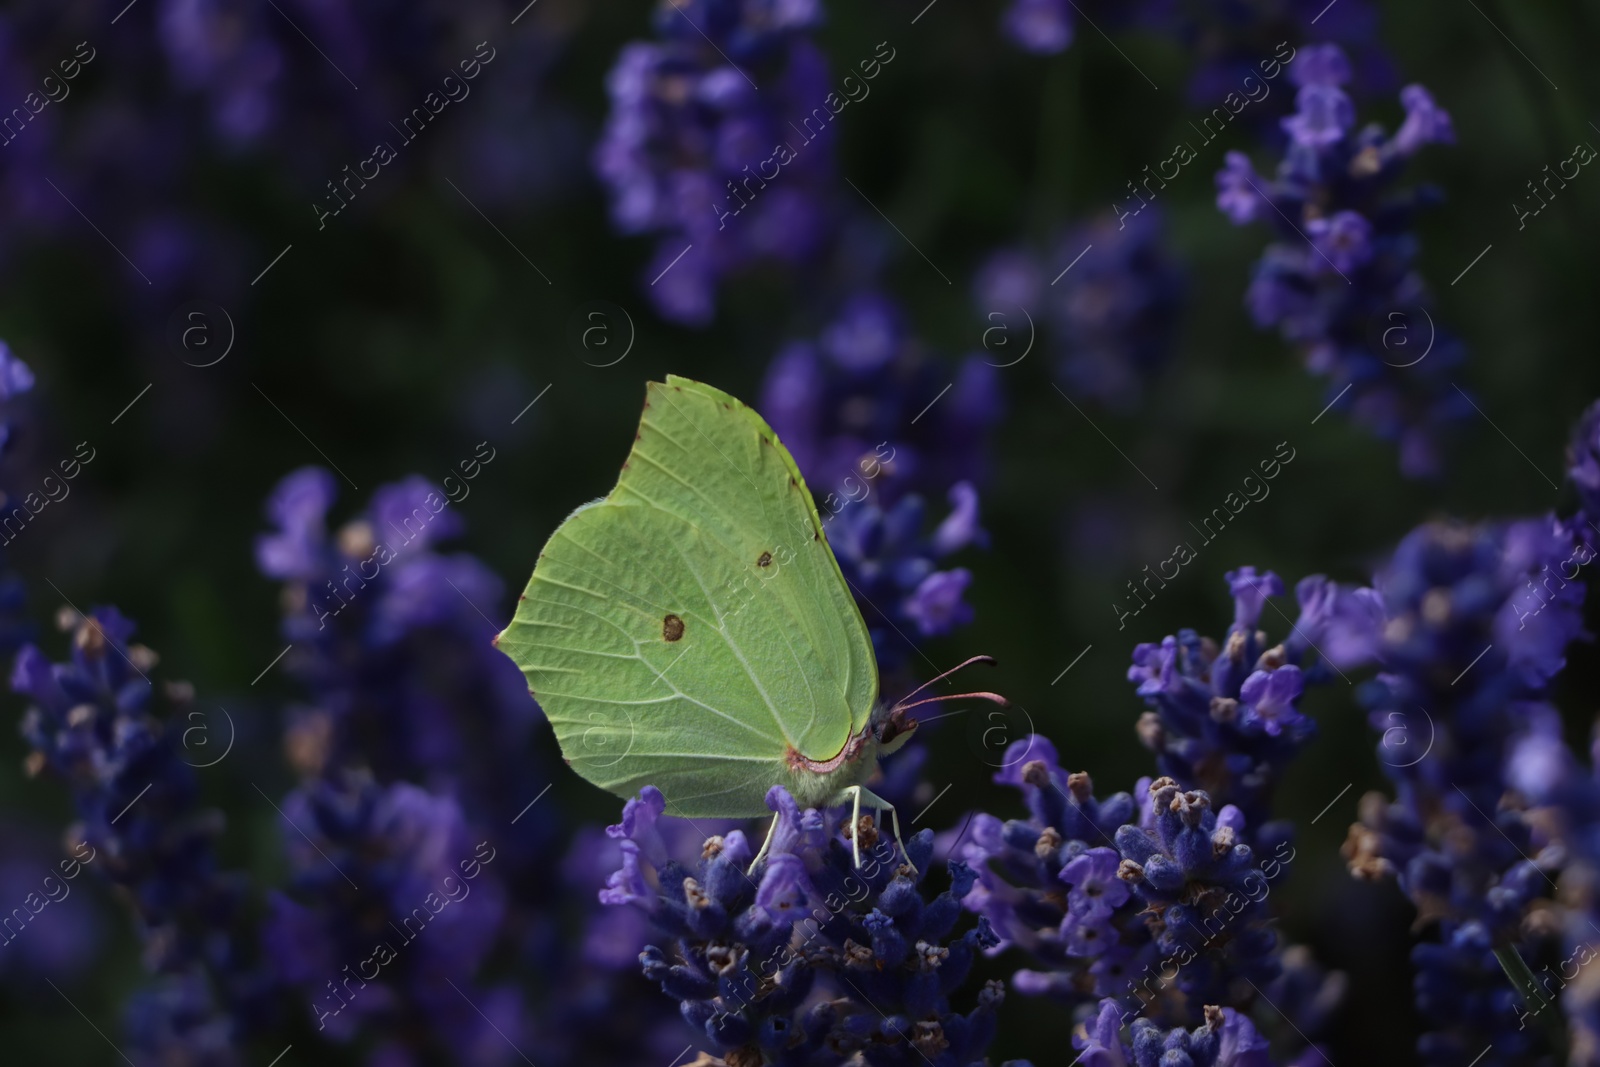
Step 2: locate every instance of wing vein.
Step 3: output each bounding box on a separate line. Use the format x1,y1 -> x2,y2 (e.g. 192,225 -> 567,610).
661,530 -> 796,749
650,391 -> 764,497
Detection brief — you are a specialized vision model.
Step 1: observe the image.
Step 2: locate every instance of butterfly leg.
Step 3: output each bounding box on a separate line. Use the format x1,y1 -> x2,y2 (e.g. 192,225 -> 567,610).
854,786 -> 917,877
887,800 -> 915,877
746,812 -> 782,876
848,784 -> 864,869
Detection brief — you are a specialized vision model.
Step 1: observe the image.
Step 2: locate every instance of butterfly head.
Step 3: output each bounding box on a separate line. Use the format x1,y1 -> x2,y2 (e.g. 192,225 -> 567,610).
876,655 -> 1008,754
870,702 -> 920,755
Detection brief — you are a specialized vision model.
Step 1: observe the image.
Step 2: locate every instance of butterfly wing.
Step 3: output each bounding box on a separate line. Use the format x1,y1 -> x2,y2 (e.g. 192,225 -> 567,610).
496,376 -> 880,818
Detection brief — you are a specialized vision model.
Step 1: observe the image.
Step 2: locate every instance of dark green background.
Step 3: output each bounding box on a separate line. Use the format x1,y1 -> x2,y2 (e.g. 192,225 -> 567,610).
2,1 -> 1598,1062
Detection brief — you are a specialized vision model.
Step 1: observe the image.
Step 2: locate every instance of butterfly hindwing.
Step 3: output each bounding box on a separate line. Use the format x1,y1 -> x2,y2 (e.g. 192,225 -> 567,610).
496,376 -> 880,818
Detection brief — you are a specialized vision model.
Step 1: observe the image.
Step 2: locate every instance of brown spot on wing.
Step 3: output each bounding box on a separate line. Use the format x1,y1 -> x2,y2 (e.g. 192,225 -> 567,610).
757,551 -> 773,567
663,613 -> 685,642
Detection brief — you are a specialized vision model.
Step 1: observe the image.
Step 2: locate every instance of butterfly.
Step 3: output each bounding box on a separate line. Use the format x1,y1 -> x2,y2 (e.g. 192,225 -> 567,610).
494,376 -> 1004,868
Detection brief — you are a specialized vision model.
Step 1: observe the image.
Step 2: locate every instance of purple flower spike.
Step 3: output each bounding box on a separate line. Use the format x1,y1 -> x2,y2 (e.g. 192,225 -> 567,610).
1290,43 -> 1353,88
902,568 -> 975,636
606,786 -> 670,868
1342,512 -> 1592,1062
977,208 -> 1182,408
0,342 -> 35,400
1282,83 -> 1356,148
1226,566 -> 1284,630
1059,847 -> 1131,920
1002,0 -> 1074,54
1216,152 -> 1267,225
1393,84 -> 1456,155
256,467 -> 338,580
1239,665 -> 1307,736
614,785 -> 1005,1063
1123,568 -> 1358,830
1216,43 -> 1466,477
1307,210 -> 1375,275
593,3 -> 835,323
1127,636 -> 1180,697
1072,1000 -> 1128,1066
1215,1008 -> 1276,1066
1569,399 -> 1600,524
821,294 -> 904,372
993,733 -> 1060,789
1289,575 -> 1385,667
754,851 -> 810,916
369,475 -> 464,552
932,481 -> 985,555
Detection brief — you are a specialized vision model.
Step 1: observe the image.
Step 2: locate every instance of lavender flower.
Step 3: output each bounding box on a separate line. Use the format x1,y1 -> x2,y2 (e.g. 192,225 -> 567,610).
1126,568 -> 1372,829
255,467 -> 542,820
594,0 -> 839,324
958,737 -> 1139,1000
825,487 -> 986,670
956,565 -> 1356,1059
0,341 -> 36,406
1167,4 -> 1394,120
261,770 -> 522,1060
257,465 -> 700,1064
1000,0 -> 1078,54
1113,777 -> 1287,1008
256,464 -> 700,1064
0,824 -> 103,985
1069,997 -> 1275,1067
958,737 -> 1300,1033
13,605 -> 266,1061
1568,399 -> 1600,532
760,294 -> 1003,504
974,210 -> 1183,409
547,823 -> 713,1064
1215,45 -> 1465,477
1407,919 -> 1548,1067
608,784 -> 1005,1065
0,340 -> 34,654
1001,1 -> 1395,132
1340,517 -> 1588,1065
1507,713 -> 1600,1064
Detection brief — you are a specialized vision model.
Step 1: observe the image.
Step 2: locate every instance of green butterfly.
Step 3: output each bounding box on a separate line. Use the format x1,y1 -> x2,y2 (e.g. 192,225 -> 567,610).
494,376 -> 1003,869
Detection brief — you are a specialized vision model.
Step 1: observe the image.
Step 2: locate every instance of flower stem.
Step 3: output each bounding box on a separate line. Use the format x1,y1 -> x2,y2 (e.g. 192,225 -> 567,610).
1494,943 -> 1566,1053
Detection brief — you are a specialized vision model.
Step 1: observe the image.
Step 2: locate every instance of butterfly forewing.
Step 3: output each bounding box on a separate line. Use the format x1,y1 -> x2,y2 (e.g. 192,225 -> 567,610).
497,377 -> 879,818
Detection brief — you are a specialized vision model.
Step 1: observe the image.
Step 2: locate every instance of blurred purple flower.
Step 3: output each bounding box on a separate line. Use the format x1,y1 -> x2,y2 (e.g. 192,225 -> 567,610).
1217,44 -> 1468,478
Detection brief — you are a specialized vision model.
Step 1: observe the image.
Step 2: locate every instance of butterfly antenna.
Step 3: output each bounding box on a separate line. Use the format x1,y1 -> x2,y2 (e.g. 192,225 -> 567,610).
953,806 -> 978,845
893,690 -> 1010,715
892,655 -> 999,708
943,807 -> 979,864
